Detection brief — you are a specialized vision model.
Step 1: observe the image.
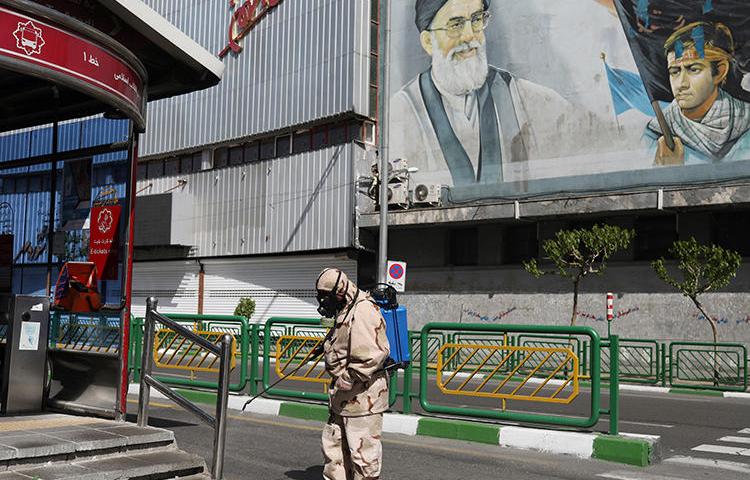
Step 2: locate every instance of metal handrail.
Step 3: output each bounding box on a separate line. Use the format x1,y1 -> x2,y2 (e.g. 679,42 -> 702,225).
137,298 -> 231,480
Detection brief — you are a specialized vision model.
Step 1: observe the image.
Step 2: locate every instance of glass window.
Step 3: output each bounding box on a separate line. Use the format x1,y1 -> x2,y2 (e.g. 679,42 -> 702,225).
137,163 -> 147,181
293,131 -> 311,154
276,135 -> 291,157
635,215 -> 676,260
214,148 -> 228,169
180,155 -> 193,174
370,0 -> 378,21
244,142 -> 259,163
193,153 -> 204,171
363,121 -> 376,145
2,178 -> 13,194
312,128 -> 328,149
502,224 -> 538,264
15,177 -> 27,194
449,228 -> 478,266
369,85 -> 378,118
329,124 -> 346,145
28,175 -> 42,192
229,146 -> 244,165
370,23 -> 378,54
370,56 -> 378,85
260,139 -> 275,160
165,158 -> 179,176
147,160 -> 164,178
347,121 -> 362,142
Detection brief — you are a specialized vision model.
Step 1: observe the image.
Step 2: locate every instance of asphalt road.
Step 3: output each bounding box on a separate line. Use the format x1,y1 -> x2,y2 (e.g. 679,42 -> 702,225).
128,397 -> 750,480
149,361 -> 750,470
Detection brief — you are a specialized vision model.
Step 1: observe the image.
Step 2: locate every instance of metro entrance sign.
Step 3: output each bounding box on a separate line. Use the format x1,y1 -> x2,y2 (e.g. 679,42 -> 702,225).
0,5 -> 146,129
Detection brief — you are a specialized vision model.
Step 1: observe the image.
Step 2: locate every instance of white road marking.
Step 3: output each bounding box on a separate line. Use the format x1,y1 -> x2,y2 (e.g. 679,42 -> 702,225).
664,455 -> 750,474
620,420 -> 674,429
691,444 -> 750,456
718,436 -> 750,445
597,471 -> 686,480
739,428 -> 750,434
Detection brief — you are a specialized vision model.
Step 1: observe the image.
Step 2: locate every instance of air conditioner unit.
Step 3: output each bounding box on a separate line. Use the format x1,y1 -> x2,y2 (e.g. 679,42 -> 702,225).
412,183 -> 441,207
387,182 -> 409,209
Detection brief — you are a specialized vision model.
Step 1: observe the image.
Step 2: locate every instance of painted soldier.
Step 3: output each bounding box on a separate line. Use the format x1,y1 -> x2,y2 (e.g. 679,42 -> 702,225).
315,268 -> 390,480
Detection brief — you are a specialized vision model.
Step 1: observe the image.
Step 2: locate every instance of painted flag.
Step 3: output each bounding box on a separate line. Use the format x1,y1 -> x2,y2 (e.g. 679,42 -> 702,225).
604,61 -> 653,116
613,0 -> 750,103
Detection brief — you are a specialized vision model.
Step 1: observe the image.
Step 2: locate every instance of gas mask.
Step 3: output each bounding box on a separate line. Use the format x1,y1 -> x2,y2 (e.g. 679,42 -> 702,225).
316,270 -> 346,318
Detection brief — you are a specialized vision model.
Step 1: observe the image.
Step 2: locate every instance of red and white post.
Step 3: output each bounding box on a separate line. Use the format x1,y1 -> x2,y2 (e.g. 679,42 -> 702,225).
606,292 -> 614,338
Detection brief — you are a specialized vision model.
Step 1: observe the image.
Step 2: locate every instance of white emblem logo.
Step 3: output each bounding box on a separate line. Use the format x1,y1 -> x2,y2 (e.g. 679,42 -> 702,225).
13,20 -> 45,56
97,208 -> 114,234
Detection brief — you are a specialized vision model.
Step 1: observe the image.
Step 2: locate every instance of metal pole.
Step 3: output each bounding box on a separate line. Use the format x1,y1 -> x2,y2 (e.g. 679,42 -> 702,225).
376,0 -> 391,284
609,335 -> 620,436
137,297 -> 157,427
45,119 -> 59,296
212,333 -> 232,480
118,127 -> 139,420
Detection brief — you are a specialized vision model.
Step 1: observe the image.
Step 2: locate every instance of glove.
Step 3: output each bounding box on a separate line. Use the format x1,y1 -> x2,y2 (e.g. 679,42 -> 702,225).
335,376 -> 353,391
310,343 -> 324,357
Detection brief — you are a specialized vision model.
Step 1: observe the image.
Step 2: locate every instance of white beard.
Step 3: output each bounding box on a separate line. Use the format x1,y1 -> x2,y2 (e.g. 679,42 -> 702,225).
430,34 -> 489,96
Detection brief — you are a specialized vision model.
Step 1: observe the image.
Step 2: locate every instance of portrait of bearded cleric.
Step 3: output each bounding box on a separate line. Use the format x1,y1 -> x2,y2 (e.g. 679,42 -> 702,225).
388,0 -> 584,188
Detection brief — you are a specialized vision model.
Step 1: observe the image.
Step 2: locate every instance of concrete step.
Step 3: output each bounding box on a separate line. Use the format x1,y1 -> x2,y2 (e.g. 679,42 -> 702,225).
1,445 -> 207,480
0,414 -> 176,469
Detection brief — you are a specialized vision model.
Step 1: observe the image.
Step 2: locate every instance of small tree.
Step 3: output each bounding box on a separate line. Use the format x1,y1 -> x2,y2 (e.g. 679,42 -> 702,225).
523,224 -> 635,326
234,297 -> 256,320
652,238 -> 741,345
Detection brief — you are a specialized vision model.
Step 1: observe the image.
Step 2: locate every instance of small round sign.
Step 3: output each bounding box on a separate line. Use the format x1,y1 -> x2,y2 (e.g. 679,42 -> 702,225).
389,263 -> 404,280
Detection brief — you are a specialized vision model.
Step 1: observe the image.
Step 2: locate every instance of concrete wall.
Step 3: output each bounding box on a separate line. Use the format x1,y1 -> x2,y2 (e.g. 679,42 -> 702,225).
399,262 -> 750,345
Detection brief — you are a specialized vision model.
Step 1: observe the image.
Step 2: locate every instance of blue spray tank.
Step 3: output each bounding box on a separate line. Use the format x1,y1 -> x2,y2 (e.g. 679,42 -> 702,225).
370,284 -> 410,369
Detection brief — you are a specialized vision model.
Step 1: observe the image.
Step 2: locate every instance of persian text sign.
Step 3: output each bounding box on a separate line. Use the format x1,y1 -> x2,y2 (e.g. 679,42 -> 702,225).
89,205 -> 121,280
0,6 -> 144,114
218,0 -> 282,58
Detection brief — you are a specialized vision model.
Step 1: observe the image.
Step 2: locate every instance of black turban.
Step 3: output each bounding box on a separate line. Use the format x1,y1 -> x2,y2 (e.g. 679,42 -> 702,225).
415,0 -> 491,32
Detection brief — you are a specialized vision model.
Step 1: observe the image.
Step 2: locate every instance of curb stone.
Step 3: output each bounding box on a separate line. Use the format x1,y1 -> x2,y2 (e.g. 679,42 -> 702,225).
129,384 -> 660,466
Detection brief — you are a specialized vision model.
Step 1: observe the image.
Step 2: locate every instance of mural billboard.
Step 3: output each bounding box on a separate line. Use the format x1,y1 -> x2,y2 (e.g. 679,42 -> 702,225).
386,0 -> 750,202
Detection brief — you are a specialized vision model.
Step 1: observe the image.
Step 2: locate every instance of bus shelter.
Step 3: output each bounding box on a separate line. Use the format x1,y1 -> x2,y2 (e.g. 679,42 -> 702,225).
0,0 -> 222,419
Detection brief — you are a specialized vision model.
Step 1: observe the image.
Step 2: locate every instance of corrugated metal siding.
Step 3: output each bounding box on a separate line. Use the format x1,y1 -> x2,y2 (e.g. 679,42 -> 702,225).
140,0 -> 371,157
136,143 -> 358,256
201,254 -> 357,321
131,260 -> 200,317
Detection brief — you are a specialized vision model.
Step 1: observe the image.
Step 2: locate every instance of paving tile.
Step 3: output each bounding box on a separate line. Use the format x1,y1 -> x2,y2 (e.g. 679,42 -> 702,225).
0,445 -> 16,461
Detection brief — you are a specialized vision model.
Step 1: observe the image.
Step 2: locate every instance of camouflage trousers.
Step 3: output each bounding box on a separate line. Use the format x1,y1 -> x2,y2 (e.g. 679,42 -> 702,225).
322,412 -> 383,480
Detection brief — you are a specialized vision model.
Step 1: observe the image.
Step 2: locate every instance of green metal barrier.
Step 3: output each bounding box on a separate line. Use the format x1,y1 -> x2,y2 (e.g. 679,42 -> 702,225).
263,317 -> 329,402
602,338 -> 660,385
50,311 -> 123,353
420,322 -> 618,432
669,342 -> 748,391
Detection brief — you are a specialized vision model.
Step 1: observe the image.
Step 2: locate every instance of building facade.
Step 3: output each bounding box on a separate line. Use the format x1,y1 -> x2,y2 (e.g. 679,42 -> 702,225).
2,1 -> 748,345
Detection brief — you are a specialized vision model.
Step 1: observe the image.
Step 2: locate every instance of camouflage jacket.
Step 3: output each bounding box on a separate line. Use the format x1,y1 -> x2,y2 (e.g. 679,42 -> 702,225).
324,290 -> 390,416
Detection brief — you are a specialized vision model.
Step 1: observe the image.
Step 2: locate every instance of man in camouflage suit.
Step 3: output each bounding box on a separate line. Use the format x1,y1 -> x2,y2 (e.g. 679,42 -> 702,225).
315,268 -> 390,480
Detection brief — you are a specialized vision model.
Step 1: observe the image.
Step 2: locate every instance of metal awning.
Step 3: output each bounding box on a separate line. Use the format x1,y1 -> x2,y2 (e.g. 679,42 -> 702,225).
0,0 -> 224,133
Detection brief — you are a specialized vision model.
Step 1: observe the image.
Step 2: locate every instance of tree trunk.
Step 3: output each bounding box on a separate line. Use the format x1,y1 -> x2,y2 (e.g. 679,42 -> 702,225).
570,277 -> 580,326
692,297 -> 720,386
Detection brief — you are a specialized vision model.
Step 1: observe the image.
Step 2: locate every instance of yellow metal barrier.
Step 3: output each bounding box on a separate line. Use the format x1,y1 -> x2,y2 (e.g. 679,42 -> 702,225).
275,335 -> 328,384
154,329 -> 237,373
437,343 -> 579,404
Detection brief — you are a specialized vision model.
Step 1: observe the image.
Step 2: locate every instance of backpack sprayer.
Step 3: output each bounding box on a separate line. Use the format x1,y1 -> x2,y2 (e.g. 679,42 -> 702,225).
241,283 -> 410,411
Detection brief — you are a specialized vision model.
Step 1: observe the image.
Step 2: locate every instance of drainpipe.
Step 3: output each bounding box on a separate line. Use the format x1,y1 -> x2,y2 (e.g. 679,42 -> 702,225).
197,259 -> 205,315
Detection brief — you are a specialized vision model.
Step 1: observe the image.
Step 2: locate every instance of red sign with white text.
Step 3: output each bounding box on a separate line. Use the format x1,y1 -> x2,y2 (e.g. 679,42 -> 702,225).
0,6 -> 144,113
89,205 -> 121,280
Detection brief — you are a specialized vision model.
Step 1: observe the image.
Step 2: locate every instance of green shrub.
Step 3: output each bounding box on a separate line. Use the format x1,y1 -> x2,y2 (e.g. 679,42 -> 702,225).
234,297 -> 256,319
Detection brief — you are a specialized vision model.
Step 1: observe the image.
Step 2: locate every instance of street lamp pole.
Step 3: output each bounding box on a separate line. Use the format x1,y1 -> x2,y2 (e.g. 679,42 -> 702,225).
377,0 -> 391,284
